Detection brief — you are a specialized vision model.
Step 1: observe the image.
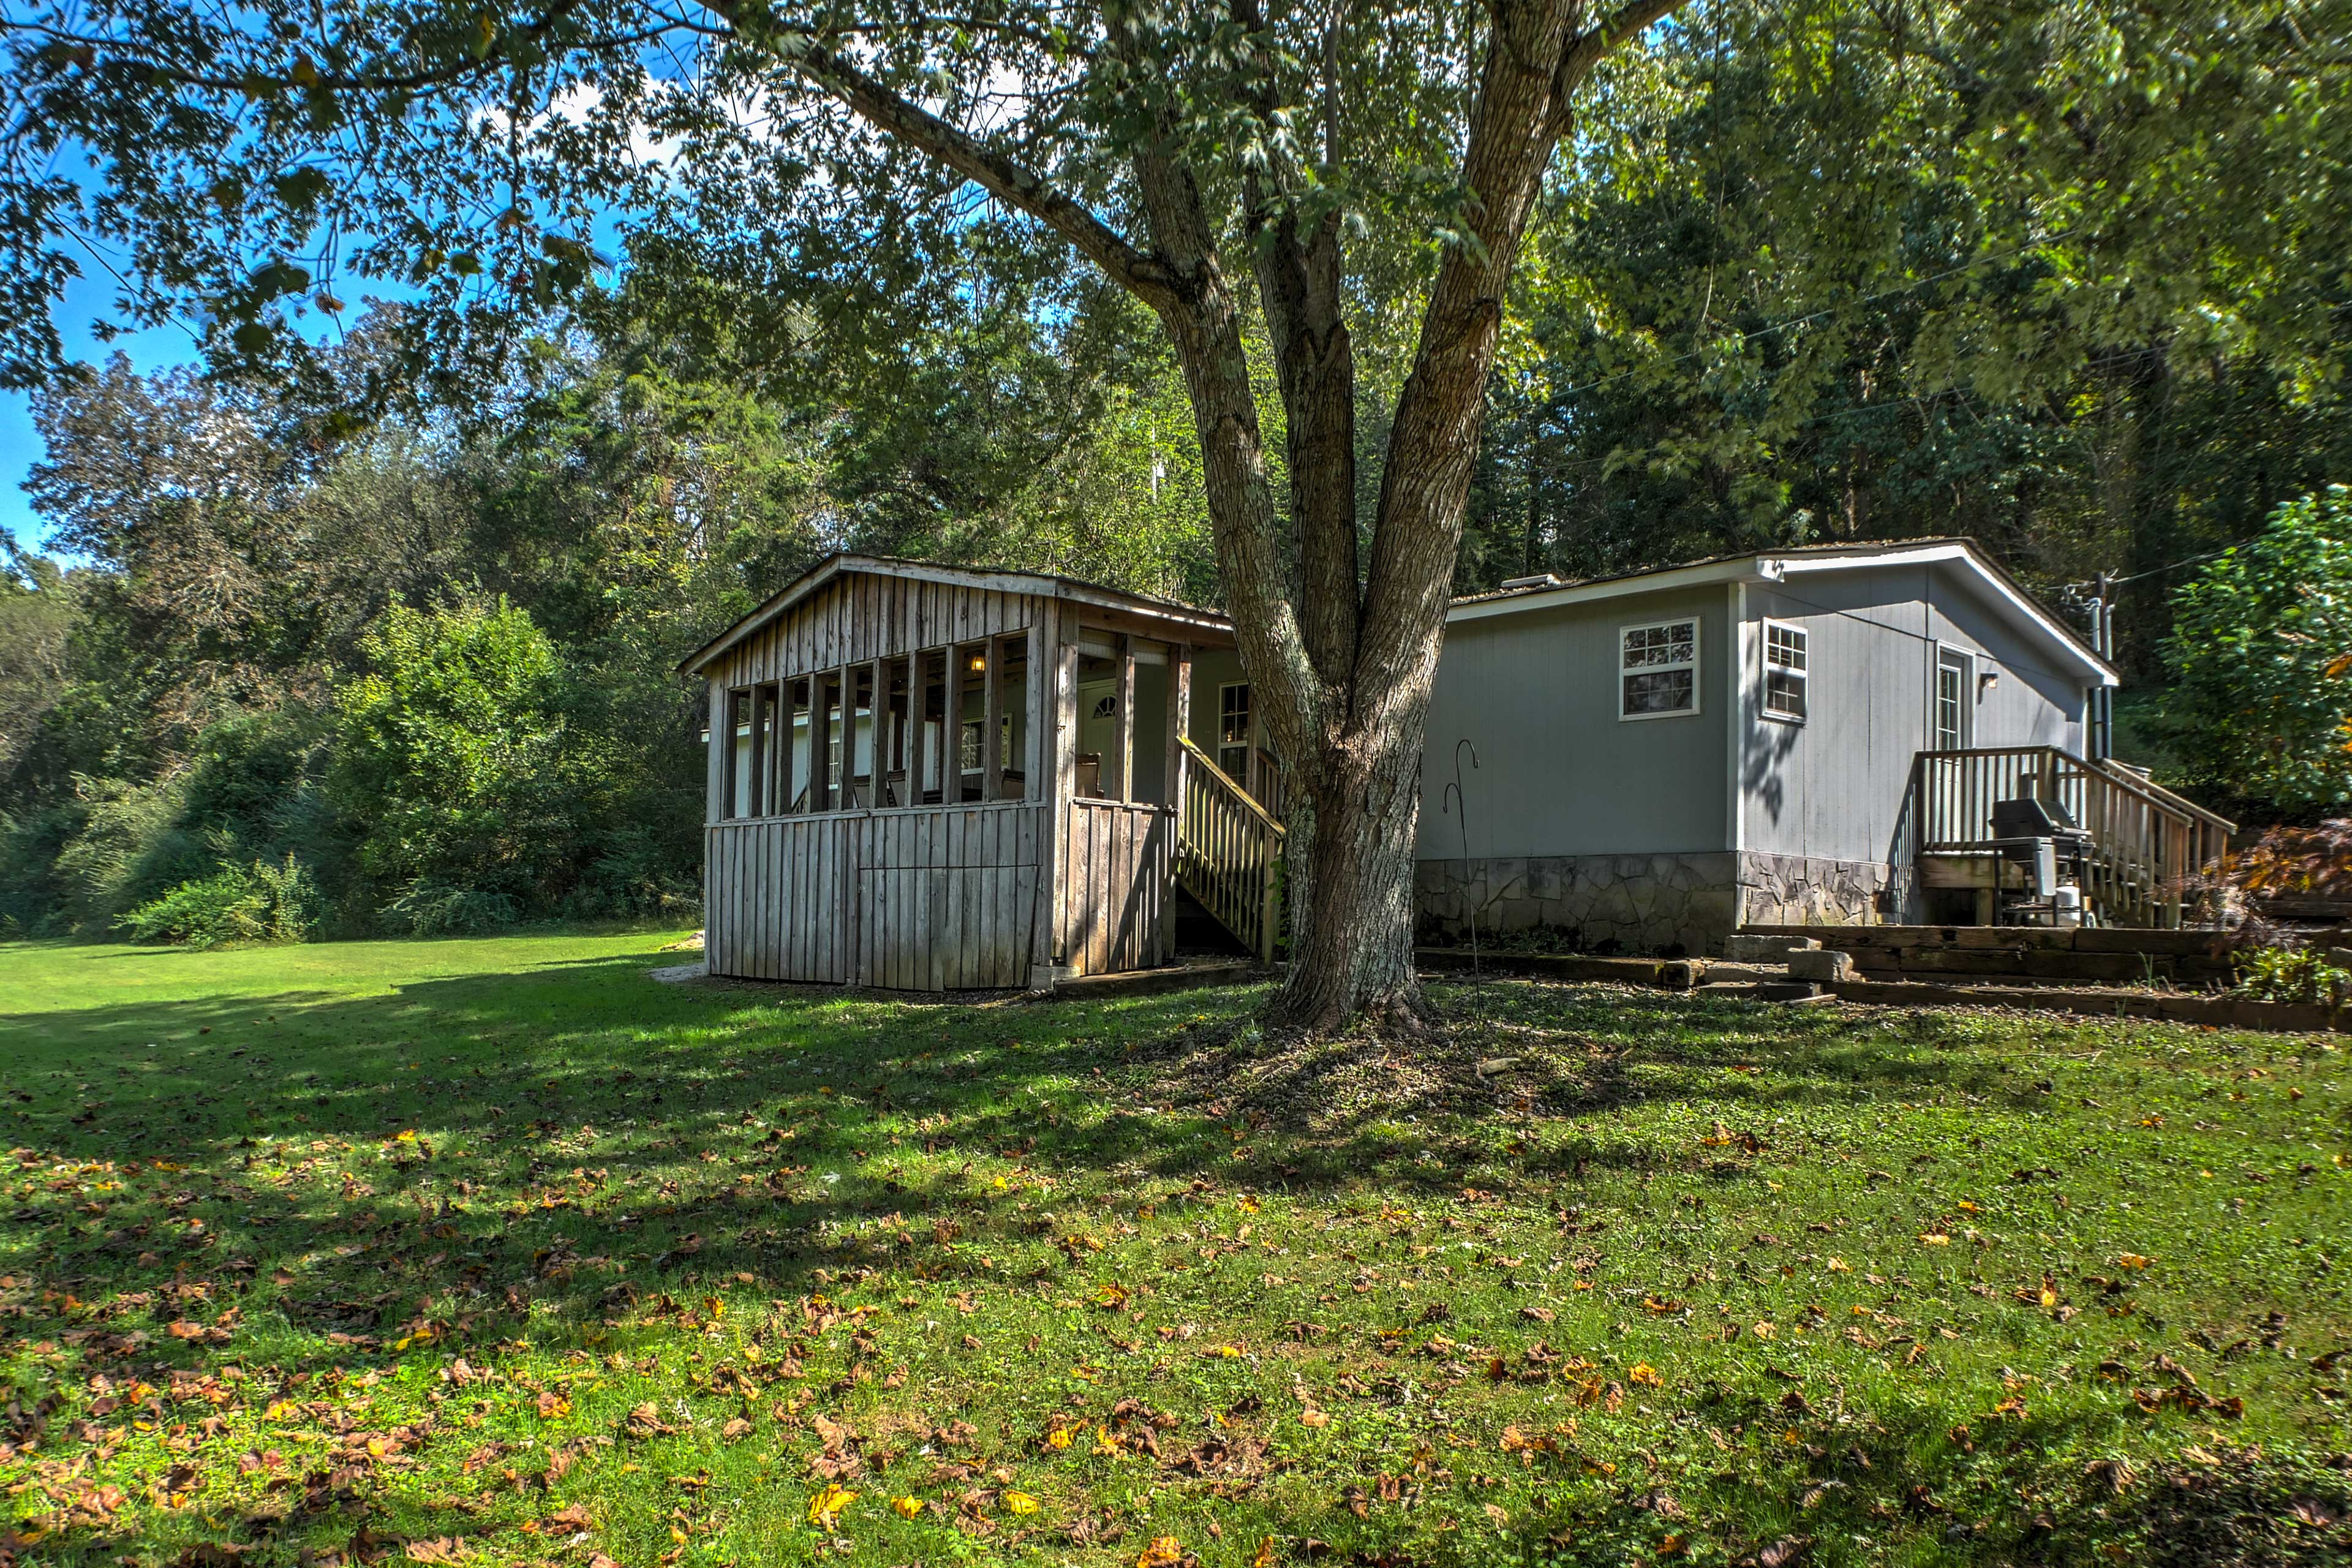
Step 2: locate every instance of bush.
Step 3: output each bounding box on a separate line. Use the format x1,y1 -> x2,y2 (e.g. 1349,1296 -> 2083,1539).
114,854 -> 318,948
2228,818 -> 2352,900
379,881 -> 519,935
333,599 -> 577,908
2161,488 -> 2352,810
2229,944 -> 2351,1005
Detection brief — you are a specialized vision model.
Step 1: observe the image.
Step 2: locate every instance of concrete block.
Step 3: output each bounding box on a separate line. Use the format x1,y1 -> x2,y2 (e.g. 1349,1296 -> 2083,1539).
1757,979 -> 1823,1001
1787,948 -> 1856,983
1727,933 -> 1820,962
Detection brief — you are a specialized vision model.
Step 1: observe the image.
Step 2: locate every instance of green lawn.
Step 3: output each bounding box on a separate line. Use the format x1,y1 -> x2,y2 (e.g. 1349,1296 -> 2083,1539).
2,934 -> 2348,1567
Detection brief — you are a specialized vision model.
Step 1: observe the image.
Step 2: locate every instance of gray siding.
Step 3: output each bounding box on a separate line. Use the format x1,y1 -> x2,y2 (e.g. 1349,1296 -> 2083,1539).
1738,562 -> 2090,866
1417,586 -> 1732,861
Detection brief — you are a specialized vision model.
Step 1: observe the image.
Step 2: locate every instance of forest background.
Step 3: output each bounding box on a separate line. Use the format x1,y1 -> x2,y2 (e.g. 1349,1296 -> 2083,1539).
4,2 -> 2346,943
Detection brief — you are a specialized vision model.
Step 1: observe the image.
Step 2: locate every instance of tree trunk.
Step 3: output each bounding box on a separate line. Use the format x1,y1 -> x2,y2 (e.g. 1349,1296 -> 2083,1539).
1267,709 -> 1431,1032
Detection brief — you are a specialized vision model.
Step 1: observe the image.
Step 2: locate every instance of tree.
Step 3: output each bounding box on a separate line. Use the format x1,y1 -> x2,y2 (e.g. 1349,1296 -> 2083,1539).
332,598 -> 579,922
1451,0 -> 2352,669
2160,489 -> 2352,813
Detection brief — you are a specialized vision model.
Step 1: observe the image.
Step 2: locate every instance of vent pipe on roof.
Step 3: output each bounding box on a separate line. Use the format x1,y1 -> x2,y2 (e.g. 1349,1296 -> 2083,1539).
1498,572 -> 1562,590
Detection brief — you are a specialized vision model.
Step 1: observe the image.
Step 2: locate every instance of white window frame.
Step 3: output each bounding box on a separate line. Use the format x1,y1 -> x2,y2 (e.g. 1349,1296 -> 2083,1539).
1761,618 -> 1808,725
1931,644 -> 1973,752
1618,617 -> 1702,722
1216,681 -> 1253,776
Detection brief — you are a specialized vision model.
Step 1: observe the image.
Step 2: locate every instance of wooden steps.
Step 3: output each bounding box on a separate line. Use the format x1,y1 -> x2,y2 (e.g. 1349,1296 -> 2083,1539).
1174,737 -> 1284,963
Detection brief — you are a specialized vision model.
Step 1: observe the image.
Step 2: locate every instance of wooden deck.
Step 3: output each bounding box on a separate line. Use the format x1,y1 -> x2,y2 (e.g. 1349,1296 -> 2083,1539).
1909,745 -> 2233,926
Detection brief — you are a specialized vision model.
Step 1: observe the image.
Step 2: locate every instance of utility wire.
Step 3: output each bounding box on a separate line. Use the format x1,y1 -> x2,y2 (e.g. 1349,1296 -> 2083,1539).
2106,543 -> 2239,586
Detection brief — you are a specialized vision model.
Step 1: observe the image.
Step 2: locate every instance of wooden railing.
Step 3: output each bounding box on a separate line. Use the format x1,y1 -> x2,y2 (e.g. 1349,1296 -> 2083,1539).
1176,736 -> 1284,963
1912,746 -> 2235,927
1250,746 -> 1288,820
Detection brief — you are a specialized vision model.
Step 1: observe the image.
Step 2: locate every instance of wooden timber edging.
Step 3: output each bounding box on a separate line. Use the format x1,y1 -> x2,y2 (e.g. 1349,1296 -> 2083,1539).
1047,960 -> 1266,1001
1735,922 -> 2240,987
1414,948 -> 1702,988
1828,979 -> 2352,1035
1414,946 -> 2350,1035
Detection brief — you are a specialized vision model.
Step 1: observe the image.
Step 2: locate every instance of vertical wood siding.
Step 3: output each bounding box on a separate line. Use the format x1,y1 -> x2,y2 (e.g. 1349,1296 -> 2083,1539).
709,575 -> 1047,689
705,802 -> 1046,989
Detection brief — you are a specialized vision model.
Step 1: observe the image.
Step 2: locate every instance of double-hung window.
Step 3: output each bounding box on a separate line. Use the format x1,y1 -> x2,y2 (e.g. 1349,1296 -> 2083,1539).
1619,619 -> 1700,719
1217,682 -> 1253,778
1762,620 -> 1807,722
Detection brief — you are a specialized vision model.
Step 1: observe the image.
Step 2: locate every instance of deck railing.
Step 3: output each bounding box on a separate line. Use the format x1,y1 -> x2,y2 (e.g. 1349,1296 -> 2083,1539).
1912,745 -> 2234,926
1176,736 -> 1285,963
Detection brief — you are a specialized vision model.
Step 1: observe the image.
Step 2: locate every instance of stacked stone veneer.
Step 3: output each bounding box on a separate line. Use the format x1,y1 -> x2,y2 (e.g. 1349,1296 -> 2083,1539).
1414,851 -> 1902,957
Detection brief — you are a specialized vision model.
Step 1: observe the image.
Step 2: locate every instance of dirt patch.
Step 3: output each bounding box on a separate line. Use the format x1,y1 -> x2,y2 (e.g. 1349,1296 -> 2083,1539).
1135,1008 -> 1627,1134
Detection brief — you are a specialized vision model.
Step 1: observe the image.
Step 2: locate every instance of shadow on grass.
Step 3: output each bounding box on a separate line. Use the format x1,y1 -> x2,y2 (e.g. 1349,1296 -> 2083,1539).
1,963 -> 2015,1357
7,954 -> 2347,1566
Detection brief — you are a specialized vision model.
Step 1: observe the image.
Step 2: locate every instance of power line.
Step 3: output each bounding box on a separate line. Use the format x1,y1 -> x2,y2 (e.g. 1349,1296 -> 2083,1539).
2106,543 -> 2237,586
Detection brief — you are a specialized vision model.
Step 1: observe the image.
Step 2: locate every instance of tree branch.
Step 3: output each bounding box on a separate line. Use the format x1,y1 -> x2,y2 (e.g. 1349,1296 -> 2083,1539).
736,22 -> 1181,312
1556,0 -> 1686,98
1357,0 -> 1686,712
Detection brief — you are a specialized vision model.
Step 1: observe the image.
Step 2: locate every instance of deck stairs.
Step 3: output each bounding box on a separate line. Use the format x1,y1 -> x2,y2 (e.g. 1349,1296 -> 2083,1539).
1172,736 -> 1284,963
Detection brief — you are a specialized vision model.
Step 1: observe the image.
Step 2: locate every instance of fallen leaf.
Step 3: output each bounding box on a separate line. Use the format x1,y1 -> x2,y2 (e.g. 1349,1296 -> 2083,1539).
806,1483 -> 858,1531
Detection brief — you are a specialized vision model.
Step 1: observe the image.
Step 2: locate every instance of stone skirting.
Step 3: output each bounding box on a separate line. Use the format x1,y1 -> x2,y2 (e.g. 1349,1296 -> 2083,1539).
1414,851 -> 1899,957
1736,851 -> 1904,930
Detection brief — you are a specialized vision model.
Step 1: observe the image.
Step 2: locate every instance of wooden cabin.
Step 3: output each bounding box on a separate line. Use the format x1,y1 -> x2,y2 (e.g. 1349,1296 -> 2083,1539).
680,556 -> 1285,990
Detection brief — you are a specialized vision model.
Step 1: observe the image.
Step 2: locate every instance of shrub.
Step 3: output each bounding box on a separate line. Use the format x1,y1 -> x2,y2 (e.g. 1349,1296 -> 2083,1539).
333,599 -> 575,908
2160,488 -> 2352,810
379,881 -> 519,935
2228,818 -> 2352,900
114,854 -> 318,948
2229,944 -> 2351,1006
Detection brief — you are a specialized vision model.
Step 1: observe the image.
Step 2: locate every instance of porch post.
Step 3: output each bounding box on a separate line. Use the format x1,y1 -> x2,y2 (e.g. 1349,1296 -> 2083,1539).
1111,633 -> 1136,803
1164,644 -> 1191,964
1167,644 -> 1190,810
908,653 -> 930,808
837,663 -> 856,809
810,674 -> 831,813
984,635 -> 1007,801
870,654 -> 889,807
1027,613 -> 1060,987
745,683 -> 766,817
